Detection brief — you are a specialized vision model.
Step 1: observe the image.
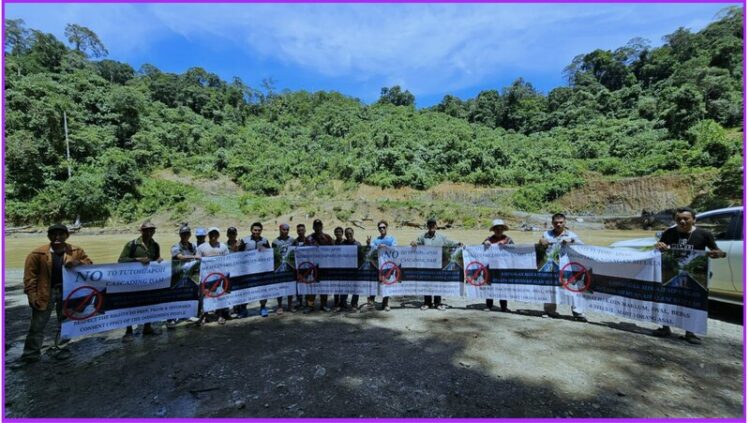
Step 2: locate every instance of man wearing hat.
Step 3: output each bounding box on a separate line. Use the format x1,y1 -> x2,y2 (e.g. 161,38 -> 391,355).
18,224 -> 92,364
195,227 -> 208,246
272,223 -> 298,312
411,218 -> 461,311
304,219 -> 334,312
118,220 -> 164,341
168,224 -> 200,329
482,219 -> 514,312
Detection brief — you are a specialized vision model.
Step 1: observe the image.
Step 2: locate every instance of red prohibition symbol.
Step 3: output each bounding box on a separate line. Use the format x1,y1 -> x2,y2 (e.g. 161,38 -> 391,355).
201,272 -> 231,298
63,285 -> 104,321
559,262 -> 591,293
297,261 -> 318,284
465,261 -> 490,286
379,261 -> 401,285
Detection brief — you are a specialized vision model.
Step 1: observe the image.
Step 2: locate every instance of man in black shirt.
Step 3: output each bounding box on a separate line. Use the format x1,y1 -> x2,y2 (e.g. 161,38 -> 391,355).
653,207 -> 726,344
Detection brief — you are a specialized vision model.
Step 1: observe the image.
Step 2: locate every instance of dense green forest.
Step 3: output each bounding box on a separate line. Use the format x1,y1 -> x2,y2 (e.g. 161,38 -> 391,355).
3,8 -> 743,225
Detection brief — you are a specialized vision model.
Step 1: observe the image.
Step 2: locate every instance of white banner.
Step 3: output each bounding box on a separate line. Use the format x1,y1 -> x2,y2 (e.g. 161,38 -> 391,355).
200,250 -> 294,311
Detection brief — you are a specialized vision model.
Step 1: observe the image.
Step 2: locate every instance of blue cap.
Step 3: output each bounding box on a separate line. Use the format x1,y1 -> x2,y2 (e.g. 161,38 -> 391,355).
195,227 -> 207,236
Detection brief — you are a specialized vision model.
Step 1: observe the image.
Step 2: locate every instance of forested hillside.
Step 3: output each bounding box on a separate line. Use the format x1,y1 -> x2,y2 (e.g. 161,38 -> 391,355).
3,8 -> 743,225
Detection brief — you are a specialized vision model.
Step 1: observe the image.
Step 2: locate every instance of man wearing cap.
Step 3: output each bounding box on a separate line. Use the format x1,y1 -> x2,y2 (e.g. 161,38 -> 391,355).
304,219 -> 334,312
482,219 -> 513,312
118,220 -> 164,341
195,227 -> 208,246
18,224 -> 92,364
168,224 -> 200,329
273,223 -> 297,312
226,227 -> 240,252
412,218 -> 460,311
197,227 -> 231,324
239,222 -> 272,317
538,213 -> 587,322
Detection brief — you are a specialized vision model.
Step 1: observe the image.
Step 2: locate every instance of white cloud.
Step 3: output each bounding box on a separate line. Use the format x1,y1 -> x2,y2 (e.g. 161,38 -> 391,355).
6,3 -> 733,97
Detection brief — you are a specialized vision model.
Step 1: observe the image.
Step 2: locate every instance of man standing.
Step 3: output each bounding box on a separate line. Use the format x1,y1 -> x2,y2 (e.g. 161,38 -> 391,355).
240,222 -> 272,317
304,219 -> 334,312
367,220 -> 397,311
196,227 -> 231,324
118,220 -> 164,341
332,227 -> 347,312
19,224 -> 92,364
168,224 -> 200,329
272,223 -> 296,312
342,227 -> 363,311
653,207 -> 726,344
412,218 -> 460,311
538,213 -> 587,322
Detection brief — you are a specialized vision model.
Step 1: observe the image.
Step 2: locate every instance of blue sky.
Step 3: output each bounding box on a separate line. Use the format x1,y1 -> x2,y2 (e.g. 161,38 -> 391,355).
5,3 -> 737,107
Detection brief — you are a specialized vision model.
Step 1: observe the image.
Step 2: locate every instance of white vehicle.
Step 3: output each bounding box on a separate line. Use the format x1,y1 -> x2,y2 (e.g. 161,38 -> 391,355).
610,206 -> 744,305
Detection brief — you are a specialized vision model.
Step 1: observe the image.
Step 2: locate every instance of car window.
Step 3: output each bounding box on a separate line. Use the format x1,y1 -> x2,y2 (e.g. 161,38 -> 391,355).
696,212 -> 737,241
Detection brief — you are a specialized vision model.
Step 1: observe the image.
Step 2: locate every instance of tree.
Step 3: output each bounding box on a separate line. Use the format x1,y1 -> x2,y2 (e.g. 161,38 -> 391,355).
5,19 -> 30,55
64,24 -> 108,58
377,86 -> 415,107
95,60 -> 134,84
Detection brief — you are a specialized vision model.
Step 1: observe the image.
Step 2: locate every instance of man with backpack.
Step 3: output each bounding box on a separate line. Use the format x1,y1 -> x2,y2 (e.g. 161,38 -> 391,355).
118,220 -> 164,342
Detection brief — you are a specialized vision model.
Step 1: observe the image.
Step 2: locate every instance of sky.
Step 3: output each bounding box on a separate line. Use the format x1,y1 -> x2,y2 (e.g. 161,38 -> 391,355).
4,3 -> 738,107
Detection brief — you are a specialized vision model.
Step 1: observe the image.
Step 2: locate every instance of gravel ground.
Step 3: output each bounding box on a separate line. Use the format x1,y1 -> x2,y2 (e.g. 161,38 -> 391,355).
3,270 -> 744,418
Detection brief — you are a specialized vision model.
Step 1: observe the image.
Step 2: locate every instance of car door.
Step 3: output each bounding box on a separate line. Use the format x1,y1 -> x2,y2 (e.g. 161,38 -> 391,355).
695,210 -> 740,297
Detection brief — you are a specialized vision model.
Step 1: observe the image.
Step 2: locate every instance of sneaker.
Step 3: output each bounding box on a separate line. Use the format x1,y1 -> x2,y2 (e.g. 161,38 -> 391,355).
260,307 -> 269,318
420,304 -> 430,311
652,326 -> 672,337
238,308 -> 249,319
303,306 -> 313,314
166,320 -> 177,330
321,306 -> 331,312
572,313 -> 588,323
383,305 -> 391,312
333,307 -> 342,313
683,332 -> 702,345
55,349 -> 72,361
230,313 -> 239,319
122,333 -> 135,343
143,326 -> 162,336
437,304 -> 447,311
218,316 -> 227,325
276,307 -> 284,315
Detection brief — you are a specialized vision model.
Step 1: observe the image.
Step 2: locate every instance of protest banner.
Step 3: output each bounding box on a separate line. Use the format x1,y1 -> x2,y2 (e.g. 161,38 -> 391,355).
462,245 -> 556,303
200,249 -> 296,312
377,246 -> 462,297
294,246 -> 377,296
61,261 -> 198,338
565,245 -> 708,334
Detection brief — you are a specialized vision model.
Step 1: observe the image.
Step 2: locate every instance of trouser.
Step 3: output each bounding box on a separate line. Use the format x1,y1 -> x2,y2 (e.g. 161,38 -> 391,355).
486,299 -> 508,309
306,295 -> 328,308
22,286 -> 68,360
333,295 -> 348,307
544,303 -> 585,315
275,296 -> 295,309
424,296 -> 442,307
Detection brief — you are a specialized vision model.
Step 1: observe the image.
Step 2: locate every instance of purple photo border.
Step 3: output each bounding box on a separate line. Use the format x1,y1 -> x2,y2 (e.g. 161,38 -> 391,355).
0,1 -> 746,422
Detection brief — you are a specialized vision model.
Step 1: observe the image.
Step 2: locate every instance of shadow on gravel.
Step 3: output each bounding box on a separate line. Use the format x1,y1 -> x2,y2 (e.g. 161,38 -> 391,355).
4,301 -> 743,418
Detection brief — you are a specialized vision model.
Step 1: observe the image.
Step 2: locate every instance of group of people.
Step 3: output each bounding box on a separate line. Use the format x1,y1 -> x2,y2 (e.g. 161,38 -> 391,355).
17,207 -> 725,366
